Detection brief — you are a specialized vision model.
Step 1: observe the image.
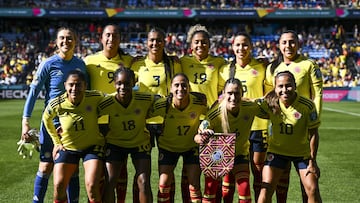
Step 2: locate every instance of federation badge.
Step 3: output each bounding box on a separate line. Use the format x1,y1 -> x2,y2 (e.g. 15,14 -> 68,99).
267,153 -> 274,161
294,111 -> 302,119
199,133 -> 236,180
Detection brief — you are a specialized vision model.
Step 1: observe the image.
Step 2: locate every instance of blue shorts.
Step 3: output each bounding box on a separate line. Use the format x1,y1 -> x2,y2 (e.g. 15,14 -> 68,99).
264,152 -> 309,170
105,143 -> 151,162
249,130 -> 268,153
39,122 -> 54,162
54,145 -> 104,164
234,154 -> 250,165
158,147 -> 199,165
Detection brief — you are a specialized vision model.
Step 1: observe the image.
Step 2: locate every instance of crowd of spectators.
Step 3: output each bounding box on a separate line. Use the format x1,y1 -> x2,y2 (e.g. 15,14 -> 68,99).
1,0 -> 360,9
0,19 -> 359,87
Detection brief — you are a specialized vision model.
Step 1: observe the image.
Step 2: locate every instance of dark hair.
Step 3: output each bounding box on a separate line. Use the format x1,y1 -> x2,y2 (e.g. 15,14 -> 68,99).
166,73 -> 190,113
275,70 -> 296,86
114,67 -> 135,85
229,32 -> 253,79
171,73 -> 190,84
148,27 -> 166,40
265,71 -> 296,115
56,27 -> 78,41
269,30 -> 299,74
66,69 -> 86,82
148,27 -> 174,95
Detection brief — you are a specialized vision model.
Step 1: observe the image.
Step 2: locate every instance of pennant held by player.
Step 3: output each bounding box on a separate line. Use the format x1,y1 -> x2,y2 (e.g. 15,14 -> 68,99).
199,133 -> 236,180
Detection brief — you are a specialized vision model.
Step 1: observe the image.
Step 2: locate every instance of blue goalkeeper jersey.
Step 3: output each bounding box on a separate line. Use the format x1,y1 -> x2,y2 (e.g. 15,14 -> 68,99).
22,54 -> 87,118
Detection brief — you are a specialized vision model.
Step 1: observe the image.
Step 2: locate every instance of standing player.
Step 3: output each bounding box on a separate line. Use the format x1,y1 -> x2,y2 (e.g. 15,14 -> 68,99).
42,70 -> 105,203
194,78 -> 265,203
131,27 -> 183,202
218,32 -> 268,202
98,67 -> 156,203
181,24 -> 227,107
264,30 -> 323,203
21,27 -> 86,203
84,23 -> 134,202
181,24 -> 227,201
258,71 -> 322,203
150,73 -> 207,203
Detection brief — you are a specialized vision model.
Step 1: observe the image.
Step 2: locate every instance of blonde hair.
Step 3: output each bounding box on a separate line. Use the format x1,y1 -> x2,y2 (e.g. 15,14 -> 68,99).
219,78 -> 243,133
186,24 -> 210,43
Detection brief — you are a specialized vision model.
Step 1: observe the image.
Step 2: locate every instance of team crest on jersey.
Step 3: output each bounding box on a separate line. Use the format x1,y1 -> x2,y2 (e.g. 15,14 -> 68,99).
251,69 -> 258,76
207,64 -> 214,69
106,148 -> 111,157
267,153 -> 274,161
190,112 -> 197,119
294,66 -> 301,73
243,115 -> 250,121
310,111 -> 318,121
158,152 -> 164,161
293,111 -> 302,119
86,105 -> 92,112
45,152 -> 52,159
135,108 -> 141,115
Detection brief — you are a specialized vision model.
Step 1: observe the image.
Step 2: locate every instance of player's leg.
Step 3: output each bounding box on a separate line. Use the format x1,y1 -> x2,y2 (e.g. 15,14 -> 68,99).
275,162 -> 290,203
83,146 -> 104,203
132,144 -> 153,203
249,130 -> 268,202
158,148 -> 179,203
180,167 -> 190,203
232,156 -> 251,203
33,124 -> 54,203
102,144 -> 128,203
183,147 -> 202,203
53,150 -> 79,202
258,153 -> 289,203
202,176 -> 220,203
222,172 -> 235,203
115,161 -> 128,203
297,159 -> 322,203
67,167 -> 80,203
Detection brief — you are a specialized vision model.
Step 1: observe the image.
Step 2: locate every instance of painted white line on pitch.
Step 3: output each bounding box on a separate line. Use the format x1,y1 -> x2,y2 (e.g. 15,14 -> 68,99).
323,107 -> 360,117
320,127 -> 360,130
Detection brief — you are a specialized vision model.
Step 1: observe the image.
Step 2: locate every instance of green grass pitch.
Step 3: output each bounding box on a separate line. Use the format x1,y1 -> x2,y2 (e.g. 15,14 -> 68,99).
1,100 -> 359,202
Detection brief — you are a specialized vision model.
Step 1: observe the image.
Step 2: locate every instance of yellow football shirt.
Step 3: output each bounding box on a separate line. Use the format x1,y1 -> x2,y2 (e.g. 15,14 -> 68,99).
150,93 -> 207,152
204,100 -> 264,156
264,55 -> 323,116
260,95 -> 320,157
181,55 -> 227,107
42,90 -> 105,151
98,91 -> 155,148
131,55 -> 182,97
219,58 -> 268,131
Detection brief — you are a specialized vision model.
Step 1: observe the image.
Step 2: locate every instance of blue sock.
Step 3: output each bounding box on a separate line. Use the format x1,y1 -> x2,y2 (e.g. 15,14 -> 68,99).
67,172 -> 80,203
33,171 -> 50,203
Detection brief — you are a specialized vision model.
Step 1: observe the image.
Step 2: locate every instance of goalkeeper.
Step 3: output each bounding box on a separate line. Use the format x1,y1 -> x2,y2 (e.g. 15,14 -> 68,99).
20,27 -> 87,203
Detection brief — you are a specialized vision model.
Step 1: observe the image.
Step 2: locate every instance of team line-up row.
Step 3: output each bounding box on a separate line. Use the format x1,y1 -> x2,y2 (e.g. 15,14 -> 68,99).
20,24 -> 323,203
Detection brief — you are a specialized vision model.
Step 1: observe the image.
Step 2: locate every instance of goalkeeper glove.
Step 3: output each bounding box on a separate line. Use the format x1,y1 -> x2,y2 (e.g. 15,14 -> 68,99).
17,129 -> 40,159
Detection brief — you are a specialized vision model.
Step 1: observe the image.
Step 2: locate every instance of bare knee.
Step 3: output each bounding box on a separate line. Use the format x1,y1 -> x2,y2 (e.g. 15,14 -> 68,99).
39,162 -> 53,174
